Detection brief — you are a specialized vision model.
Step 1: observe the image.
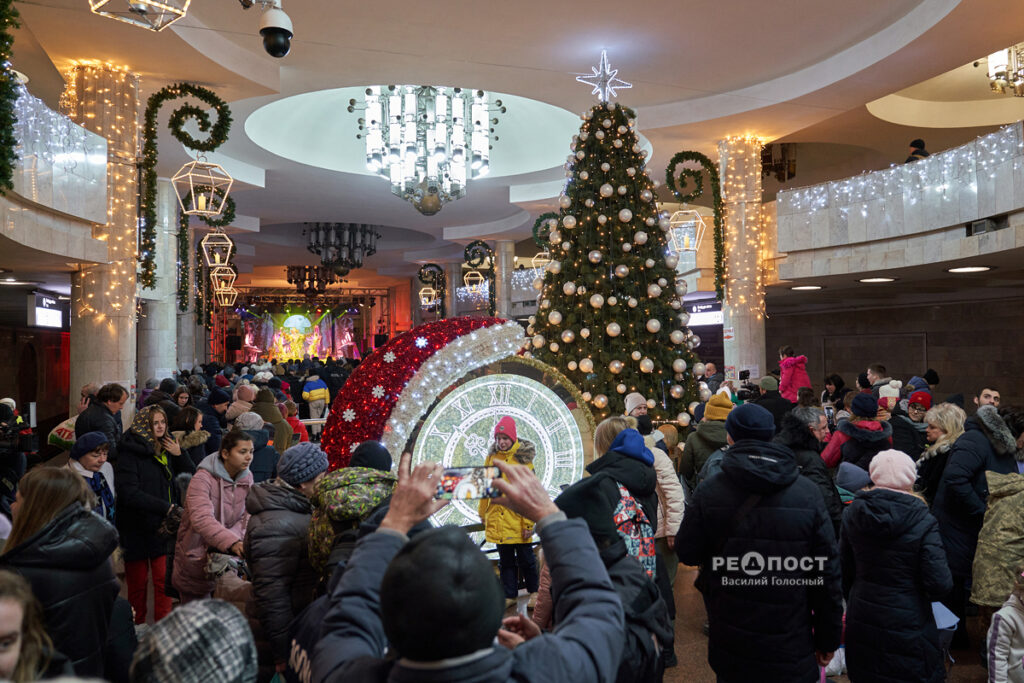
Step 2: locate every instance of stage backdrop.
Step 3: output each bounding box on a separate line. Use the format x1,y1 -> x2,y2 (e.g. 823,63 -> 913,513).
242,311 -> 361,362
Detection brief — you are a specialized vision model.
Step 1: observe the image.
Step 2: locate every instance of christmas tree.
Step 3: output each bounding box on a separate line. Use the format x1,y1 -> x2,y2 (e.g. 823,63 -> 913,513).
528,72 -> 700,420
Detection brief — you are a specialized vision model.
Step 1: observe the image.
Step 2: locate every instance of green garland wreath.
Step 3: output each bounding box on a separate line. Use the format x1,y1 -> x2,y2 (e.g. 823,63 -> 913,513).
665,151 -> 726,301
140,83 -> 232,290
464,240 -> 495,316
0,0 -> 18,194
531,212 -> 559,249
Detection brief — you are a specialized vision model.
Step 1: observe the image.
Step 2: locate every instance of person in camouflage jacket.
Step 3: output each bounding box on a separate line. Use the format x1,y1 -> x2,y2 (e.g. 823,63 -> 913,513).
972,471 -> 1024,609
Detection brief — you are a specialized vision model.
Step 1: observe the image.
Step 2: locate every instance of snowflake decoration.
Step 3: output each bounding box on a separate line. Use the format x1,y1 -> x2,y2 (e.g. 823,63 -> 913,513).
372,385 -> 385,399
342,408 -> 356,422
415,337 -> 428,348
350,443 -> 360,453
383,351 -> 396,363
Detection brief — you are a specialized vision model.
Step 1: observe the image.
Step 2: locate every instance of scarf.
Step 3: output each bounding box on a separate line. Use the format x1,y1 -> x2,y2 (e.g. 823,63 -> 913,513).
86,471 -> 116,523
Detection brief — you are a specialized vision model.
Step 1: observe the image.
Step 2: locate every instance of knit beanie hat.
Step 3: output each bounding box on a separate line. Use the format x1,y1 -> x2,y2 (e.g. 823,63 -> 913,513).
725,403 -> 775,442
693,402 -> 706,423
924,368 -> 940,386
704,392 -> 734,422
758,376 -> 779,391
380,525 -> 504,661
159,378 -> 178,395
278,442 -> 329,487
236,384 -> 256,402
869,449 -> 917,492
624,393 -> 647,415
234,412 -> 264,432
145,378 -> 159,390
909,391 -> 933,410
214,374 -> 231,388
71,431 -> 108,460
493,416 -> 517,443
837,462 -> 872,492
129,599 -> 257,683
207,388 -> 231,406
906,376 -> 930,395
851,393 -> 878,418
879,380 -> 903,401
349,441 -> 393,472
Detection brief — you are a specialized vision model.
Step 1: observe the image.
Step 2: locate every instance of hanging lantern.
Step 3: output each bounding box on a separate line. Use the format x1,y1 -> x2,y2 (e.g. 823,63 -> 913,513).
89,0 -> 190,31
209,265 -> 236,293
214,287 -> 238,307
172,159 -> 233,217
668,209 -> 708,253
418,286 -> 437,306
531,251 -> 552,270
200,231 -> 234,267
463,269 -> 486,293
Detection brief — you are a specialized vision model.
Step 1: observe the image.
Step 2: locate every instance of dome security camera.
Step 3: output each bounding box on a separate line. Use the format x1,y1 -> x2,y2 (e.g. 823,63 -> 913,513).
258,1 -> 293,58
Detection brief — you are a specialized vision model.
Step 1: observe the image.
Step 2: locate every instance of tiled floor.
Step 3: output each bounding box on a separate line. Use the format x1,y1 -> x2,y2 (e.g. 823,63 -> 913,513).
665,566 -> 988,683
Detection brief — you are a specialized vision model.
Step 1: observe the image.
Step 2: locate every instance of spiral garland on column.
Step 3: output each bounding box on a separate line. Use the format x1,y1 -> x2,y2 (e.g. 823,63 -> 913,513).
417,263 -> 447,318
0,0 -> 19,194
464,240 -> 495,316
140,83 -> 232,289
665,150 -> 725,301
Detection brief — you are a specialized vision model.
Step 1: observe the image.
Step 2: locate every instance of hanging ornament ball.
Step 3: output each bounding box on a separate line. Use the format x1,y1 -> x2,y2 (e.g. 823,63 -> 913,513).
672,358 -> 688,373
558,195 -> 571,209
602,118 -> 612,128
646,319 -> 662,333
607,296 -> 617,306
676,282 -> 688,295
595,130 -> 605,140
670,384 -> 684,399
609,360 -> 624,374
688,401 -> 701,416
678,413 -> 691,427
617,185 -> 628,196
658,277 -> 668,287
589,293 -> 605,308
593,394 -> 609,409
532,334 -> 545,349
562,215 -> 577,229
691,334 -> 701,348
647,399 -> 657,409
670,330 -> 686,345
561,241 -> 571,251
693,362 -> 706,377
580,130 -> 589,140
579,358 -> 594,373
615,264 -> 629,278
613,139 -> 624,149
647,283 -> 662,297
627,167 -> 637,177
575,150 -> 585,160
599,183 -> 614,198
532,278 -> 544,291
578,286 -> 587,294
568,360 -> 578,371
628,297 -> 638,308
549,229 -> 562,244
541,298 -> 551,309
617,125 -> 628,134
598,214 -> 608,225
549,342 -> 560,353
562,281 -> 577,296
582,391 -> 592,402
526,325 -> 534,335
528,315 -> 536,325
606,322 -> 621,337
640,189 -> 653,202
632,144 -> 641,153
619,209 -> 633,222
645,216 -> 656,227
588,250 -> 603,264
634,231 -> 648,245
616,383 -> 627,394
670,299 -> 682,310
700,387 -> 712,402
659,216 -> 672,231
645,258 -> 655,268
601,162 -> 611,172
580,171 -> 589,180
561,329 -> 575,344
548,260 -> 562,274
548,310 -> 563,325
628,118 -> 637,127
585,198 -> 594,208
678,312 -> 691,325
631,350 -> 642,361
622,243 -> 632,252
640,358 -> 655,373
665,254 -> 679,269
580,327 -> 590,339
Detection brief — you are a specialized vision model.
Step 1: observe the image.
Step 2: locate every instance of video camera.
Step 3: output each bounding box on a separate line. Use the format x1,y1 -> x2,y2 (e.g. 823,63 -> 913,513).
735,369 -> 759,402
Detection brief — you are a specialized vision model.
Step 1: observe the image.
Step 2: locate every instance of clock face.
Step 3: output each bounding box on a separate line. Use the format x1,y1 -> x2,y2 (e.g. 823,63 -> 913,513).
411,373 -> 586,531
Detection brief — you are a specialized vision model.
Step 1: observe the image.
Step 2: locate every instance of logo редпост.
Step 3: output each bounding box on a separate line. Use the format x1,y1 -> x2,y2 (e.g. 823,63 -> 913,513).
711,552 -> 828,587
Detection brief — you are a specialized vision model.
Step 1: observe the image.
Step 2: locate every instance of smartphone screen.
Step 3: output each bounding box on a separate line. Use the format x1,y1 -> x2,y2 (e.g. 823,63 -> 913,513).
435,466 -> 501,500
823,403 -> 836,426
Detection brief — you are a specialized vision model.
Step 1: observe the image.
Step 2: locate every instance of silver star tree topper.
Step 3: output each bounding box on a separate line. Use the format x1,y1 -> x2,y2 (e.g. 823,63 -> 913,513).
576,50 -> 632,102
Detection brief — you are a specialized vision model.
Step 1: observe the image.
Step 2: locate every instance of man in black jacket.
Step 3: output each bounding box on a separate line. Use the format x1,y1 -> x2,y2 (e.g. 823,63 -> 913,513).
676,403 -> 843,683
75,383 -> 127,463
775,407 -> 844,539
752,376 -> 794,433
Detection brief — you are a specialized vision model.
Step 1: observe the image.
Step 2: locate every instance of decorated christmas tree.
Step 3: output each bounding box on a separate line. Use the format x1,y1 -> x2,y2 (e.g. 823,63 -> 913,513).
529,54 -> 701,420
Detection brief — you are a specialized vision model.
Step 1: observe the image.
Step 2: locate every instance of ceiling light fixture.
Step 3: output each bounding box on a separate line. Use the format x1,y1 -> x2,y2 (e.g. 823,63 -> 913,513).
985,46 -> 1024,96
349,85 -> 505,215
947,265 -> 992,273
286,265 -> 343,297
791,285 -> 823,291
89,0 -> 191,32
304,223 -> 380,277
858,277 -> 897,283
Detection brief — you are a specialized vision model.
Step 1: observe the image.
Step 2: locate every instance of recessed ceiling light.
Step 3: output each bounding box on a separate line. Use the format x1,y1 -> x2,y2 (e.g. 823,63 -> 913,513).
791,285 -> 823,291
947,266 -> 991,273
0,280 -> 35,286
4,277 -> 14,282
859,277 -> 897,283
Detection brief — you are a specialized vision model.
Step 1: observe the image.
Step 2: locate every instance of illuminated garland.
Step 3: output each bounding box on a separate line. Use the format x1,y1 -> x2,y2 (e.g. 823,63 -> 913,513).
140,83 -> 232,289
417,263 -> 447,318
532,212 -> 558,248
0,0 -> 18,193
665,150 -> 725,301
176,188 -> 237,311
464,240 -> 495,316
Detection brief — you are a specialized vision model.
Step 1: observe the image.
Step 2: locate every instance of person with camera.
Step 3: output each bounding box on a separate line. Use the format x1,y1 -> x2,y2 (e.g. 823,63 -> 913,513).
312,453 -> 625,683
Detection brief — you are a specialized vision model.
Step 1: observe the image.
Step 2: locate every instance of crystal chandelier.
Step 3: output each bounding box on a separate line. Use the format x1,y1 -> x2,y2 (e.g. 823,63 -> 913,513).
303,223 -> 380,278
350,85 -> 505,215
88,0 -> 191,31
286,265 -> 342,296
987,45 -> 1024,96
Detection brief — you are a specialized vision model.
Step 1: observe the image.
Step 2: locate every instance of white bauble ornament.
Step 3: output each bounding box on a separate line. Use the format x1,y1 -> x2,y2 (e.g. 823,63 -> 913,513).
559,195 -> 571,209
580,327 -> 590,338
647,399 -> 656,409
617,125 -> 627,134
579,358 -> 594,373
670,330 -> 685,345
628,297 -> 638,308
578,286 -> 587,294
526,325 -> 534,335
548,260 -> 562,274
561,241 -> 571,251
622,243 -> 632,252
595,130 -> 605,140
582,391 -> 592,401
568,360 -> 578,371
615,264 -> 629,278
607,296 -> 617,306
677,312 -> 690,325
609,360 -> 624,374
561,329 -> 575,343
658,277 -> 668,287
541,299 -> 550,309
640,358 -> 655,373
616,383 -> 627,394
693,362 -> 706,377
646,319 -> 661,333
548,310 -> 563,325
589,293 -> 604,309
566,154 -> 575,164
549,229 -> 562,244
593,394 -> 609,409
528,315 -> 536,324
585,198 -> 594,208
631,350 -> 642,361
605,322 -> 621,337
588,250 -> 603,264
598,214 -> 608,225
580,171 -> 589,180
632,144 -> 641,153
647,283 -> 662,297
549,342 -> 560,353
627,167 -> 637,177
678,413 -> 691,427
676,282 -> 688,296
670,384 -> 684,399
599,183 -> 614,198
691,335 -> 701,348
645,216 -> 656,226
562,215 -> 577,229
640,189 -> 653,202
700,388 -> 712,402
645,258 -> 655,268
532,278 -> 544,291
532,334 -> 545,348
634,231 -> 648,244
665,254 -> 679,269
658,216 -> 671,231
613,139 -> 623,148
672,358 -> 688,373
562,281 -> 577,296
618,208 -> 633,222
601,162 -> 611,172
580,131 -> 589,140
688,401 -> 701,415
575,150 -> 585,160
617,185 -> 628,195
602,118 -> 612,128
670,299 -> 682,310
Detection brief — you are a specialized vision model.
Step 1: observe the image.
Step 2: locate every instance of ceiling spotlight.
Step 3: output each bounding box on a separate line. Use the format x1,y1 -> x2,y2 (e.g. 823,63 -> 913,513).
859,277 -> 897,283
947,265 -> 992,273
790,285 -> 823,291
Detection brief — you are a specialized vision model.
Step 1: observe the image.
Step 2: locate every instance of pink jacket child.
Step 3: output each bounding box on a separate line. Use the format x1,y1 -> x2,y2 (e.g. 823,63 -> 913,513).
172,452 -> 253,600
779,354 -> 812,403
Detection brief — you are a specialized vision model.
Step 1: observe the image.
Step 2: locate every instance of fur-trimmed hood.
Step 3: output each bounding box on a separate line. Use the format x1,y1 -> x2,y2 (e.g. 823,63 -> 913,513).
172,429 -> 210,449
488,438 -> 536,465
837,418 -> 893,443
774,412 -> 821,453
974,405 -> 1021,461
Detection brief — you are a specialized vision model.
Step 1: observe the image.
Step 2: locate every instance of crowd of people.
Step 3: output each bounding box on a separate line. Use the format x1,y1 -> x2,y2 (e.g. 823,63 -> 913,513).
0,346 -> 1017,682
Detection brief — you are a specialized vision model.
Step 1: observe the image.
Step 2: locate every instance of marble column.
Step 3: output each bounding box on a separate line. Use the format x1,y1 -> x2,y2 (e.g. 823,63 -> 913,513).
64,63 -> 140,419
446,262 -> 461,318
718,136 -> 767,382
494,240 -> 515,319
137,180 -> 179,386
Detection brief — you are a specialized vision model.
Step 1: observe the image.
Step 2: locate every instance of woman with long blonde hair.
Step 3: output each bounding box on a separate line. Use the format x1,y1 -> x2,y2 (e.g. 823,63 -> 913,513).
916,402 -> 967,505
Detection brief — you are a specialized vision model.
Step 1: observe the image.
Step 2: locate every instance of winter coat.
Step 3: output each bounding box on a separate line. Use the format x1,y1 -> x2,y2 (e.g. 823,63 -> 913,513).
241,427 -> 279,484
252,388 -> 293,455
820,418 -> 892,470
774,412 -> 844,539
680,419 -> 728,494
302,375 -> 330,404
0,502 -> 120,677
675,439 -> 843,683
196,399 -> 227,456
841,489 -> 952,683
173,453 -> 253,597
172,429 -> 210,469
224,399 -> 253,425
892,412 -> 928,460
479,439 -> 536,544
115,425 -> 196,562
916,441 -> 953,506
143,390 -> 181,423
752,390 -> 795,433
67,458 -> 116,523
244,479 -> 318,665
987,594 -> 1024,683
704,372 -> 725,395
779,355 -> 812,403
972,472 -> 1024,608
586,430 -> 659,531
75,402 -> 122,462
933,406 -> 1018,577
286,415 -> 310,443
646,435 -> 684,539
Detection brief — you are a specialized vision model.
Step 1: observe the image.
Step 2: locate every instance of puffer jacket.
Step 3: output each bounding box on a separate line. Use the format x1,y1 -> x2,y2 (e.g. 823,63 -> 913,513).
774,412 -> 843,539
933,406 -> 1019,577
915,441 -> 954,505
972,472 -> 1024,608
244,479 -> 319,665
644,434 -> 683,539
820,418 -> 892,469
0,502 -> 120,677
241,427 -> 279,484
252,388 -> 293,455
680,419 -> 728,494
302,375 -> 330,403
841,489 -> 952,683
479,439 -> 536,544
779,355 -> 812,403
987,594 -> 1024,683
173,453 -> 253,597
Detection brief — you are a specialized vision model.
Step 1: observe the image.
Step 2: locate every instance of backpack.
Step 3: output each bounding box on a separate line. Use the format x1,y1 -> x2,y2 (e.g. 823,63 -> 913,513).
612,483 -> 657,579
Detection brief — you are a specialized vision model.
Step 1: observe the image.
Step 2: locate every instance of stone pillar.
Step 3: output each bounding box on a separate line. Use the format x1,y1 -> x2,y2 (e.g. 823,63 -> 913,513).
494,240 -> 515,319
446,262 -> 461,318
137,180 -> 178,386
718,136 -> 767,381
64,63 -> 140,419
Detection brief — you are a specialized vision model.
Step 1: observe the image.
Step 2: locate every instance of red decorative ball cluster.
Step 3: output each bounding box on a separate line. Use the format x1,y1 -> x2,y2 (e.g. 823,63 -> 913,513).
321,316 -> 507,470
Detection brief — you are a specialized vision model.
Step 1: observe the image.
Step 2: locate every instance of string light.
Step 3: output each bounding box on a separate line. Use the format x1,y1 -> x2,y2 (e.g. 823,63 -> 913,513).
718,135 -> 766,320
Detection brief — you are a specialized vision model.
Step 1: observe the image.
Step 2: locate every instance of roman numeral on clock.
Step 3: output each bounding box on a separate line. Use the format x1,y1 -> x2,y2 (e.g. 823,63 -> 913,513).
451,397 -> 475,420
552,450 -> 575,470
432,505 -> 456,526
426,423 -> 451,443
488,384 -> 513,406
545,420 -> 564,437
